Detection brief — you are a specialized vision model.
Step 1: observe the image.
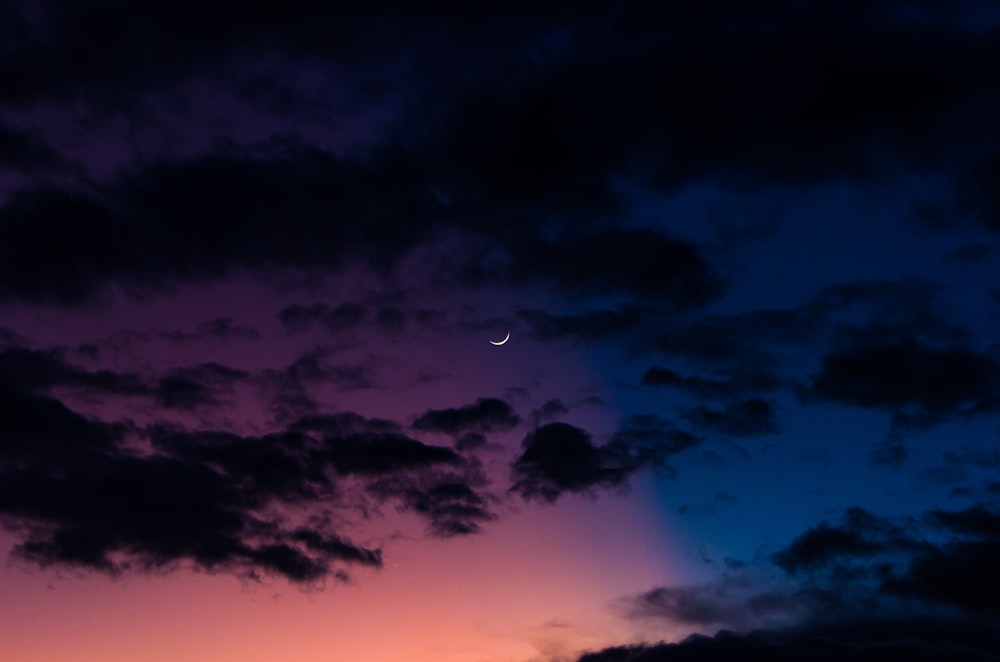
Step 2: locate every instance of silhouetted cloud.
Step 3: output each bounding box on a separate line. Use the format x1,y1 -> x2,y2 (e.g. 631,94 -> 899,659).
576,621 -> 1000,662
511,417 -> 699,502
279,302 -> 367,333
413,397 -> 520,436
161,317 -> 259,343
0,119 -> 66,172
681,399 -> 779,438
809,340 -> 1000,427
367,475 -> 496,537
772,507 -> 923,574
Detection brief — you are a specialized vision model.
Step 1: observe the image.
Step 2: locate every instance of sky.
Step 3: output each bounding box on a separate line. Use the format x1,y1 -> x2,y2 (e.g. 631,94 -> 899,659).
1,2 -> 1000,661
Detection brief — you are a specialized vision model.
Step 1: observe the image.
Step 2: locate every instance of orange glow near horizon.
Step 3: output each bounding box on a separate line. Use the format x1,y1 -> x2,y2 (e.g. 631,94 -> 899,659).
0,483 -> 680,662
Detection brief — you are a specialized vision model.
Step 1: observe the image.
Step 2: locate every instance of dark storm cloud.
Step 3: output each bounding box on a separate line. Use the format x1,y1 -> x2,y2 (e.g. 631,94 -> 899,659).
412,397 -> 520,436
808,340 -> 1000,427
511,417 -> 699,502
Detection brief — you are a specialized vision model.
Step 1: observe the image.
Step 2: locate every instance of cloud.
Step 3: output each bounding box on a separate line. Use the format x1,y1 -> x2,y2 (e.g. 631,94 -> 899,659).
604,503 -> 1000,661
154,363 -> 248,411
366,475 -> 496,537
511,417 -> 699,502
575,621 -> 1000,662
681,399 -> 779,438
0,346 -> 148,397
772,507 -> 924,575
320,433 -> 462,476
278,302 -> 368,333
0,358 -> 495,582
412,397 -> 520,436
161,317 -> 260,343
504,229 -> 722,304
0,119 -> 66,172
518,306 -> 647,343
677,492 -> 737,517
511,423 -> 634,502
808,340 -> 1000,427
769,503 -> 1000,616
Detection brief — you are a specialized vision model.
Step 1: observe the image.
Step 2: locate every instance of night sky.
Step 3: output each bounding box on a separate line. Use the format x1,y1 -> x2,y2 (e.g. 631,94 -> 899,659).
2,2 -> 1000,661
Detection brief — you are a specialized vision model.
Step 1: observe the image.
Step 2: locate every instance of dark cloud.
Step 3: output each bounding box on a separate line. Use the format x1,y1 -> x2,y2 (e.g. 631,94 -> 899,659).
154,364 -> 246,411
4,0 -> 996,306
0,385 -> 124,463
0,355 -> 493,582
0,147 -> 439,303
366,475 -> 496,537
260,348 -> 379,420
150,427 -> 327,502
1,452 -> 381,583
886,540 -> 1000,615
925,504 -> 1000,539
772,507 -> 923,575
808,340 -> 1000,426
518,306 -> 647,343
503,229 -> 722,305
161,317 -> 260,343
511,417 -> 699,502
576,621 -> 1000,662
681,399 -> 779,438
290,411 -> 400,438
321,433 -> 462,476
511,423 -> 628,502
769,503 -> 1000,616
944,242 -> 995,265
279,303 -> 368,333
412,397 -> 520,436
0,346 -> 148,397
677,492 -> 737,517
0,118 -> 65,172
608,414 -> 702,466
531,398 -> 569,425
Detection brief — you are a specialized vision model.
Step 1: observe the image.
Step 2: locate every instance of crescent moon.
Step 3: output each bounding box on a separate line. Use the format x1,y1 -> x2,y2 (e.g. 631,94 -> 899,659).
489,331 -> 510,346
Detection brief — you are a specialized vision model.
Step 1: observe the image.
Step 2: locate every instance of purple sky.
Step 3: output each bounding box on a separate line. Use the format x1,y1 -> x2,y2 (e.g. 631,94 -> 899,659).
2,2 -> 1000,661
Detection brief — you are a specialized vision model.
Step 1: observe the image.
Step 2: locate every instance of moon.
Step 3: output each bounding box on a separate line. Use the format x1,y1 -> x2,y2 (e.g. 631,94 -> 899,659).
489,331 -> 510,346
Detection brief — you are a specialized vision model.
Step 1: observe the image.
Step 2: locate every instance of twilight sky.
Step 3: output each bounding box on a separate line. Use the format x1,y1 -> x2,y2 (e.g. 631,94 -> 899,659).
2,2 -> 1000,661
